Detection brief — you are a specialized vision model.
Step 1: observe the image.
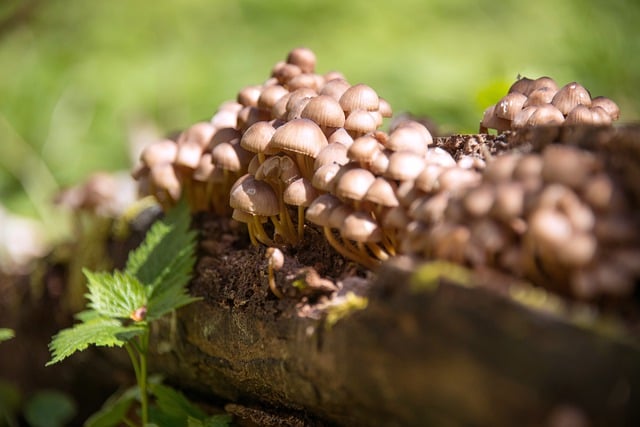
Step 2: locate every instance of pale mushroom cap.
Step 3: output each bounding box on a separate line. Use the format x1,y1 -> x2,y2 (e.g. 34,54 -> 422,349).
301,95 -> 346,129
193,153 -> 215,182
319,79 -> 351,102
268,118 -> 328,157
590,106 -> 613,125
266,246 -> 285,270
237,85 -> 263,107
369,149 -> 390,175
311,162 -> 343,192
541,145 -> 598,189
340,211 -> 382,242
272,62 -> 302,85
378,98 -> 393,118
286,47 -> 317,74
348,135 -> 382,164
344,110 -> 379,136
211,127 -> 242,146
175,141 -> 204,169
335,167 -> 376,201
327,127 -> 354,148
386,122 -> 431,155
211,141 -> 252,173
339,83 -> 380,113
140,139 -> 177,167
314,142 -> 349,170
364,177 -> 399,207
232,208 -> 267,224
237,106 -> 271,132
531,76 -> 559,92
306,193 -> 343,226
257,85 -> 289,112
481,105 -> 511,132
484,153 -> 520,183
287,73 -> 320,92
254,154 -> 300,184
426,147 -> 456,168
150,163 -> 181,200
177,122 -> 216,148
229,174 -> 279,216
414,164 -> 443,193
283,177 -> 319,207
385,150 -> 426,181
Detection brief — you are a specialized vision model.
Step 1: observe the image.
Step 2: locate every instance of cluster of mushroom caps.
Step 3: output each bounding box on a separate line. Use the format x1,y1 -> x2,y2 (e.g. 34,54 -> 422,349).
480,76 -> 620,133
132,47 -> 638,300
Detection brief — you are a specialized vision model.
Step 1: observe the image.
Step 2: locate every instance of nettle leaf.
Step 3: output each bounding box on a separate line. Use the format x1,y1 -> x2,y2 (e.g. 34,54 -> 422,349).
150,383 -> 206,421
85,270 -> 148,319
47,317 -> 144,366
84,385 -> 140,427
126,201 -> 196,290
125,200 -> 199,319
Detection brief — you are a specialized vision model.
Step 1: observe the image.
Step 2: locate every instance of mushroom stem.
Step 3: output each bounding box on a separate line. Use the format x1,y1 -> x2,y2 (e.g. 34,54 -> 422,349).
322,227 -> 379,270
365,241 -> 390,261
253,216 -> 275,246
246,221 -> 259,246
266,247 -> 285,299
297,206 -> 305,241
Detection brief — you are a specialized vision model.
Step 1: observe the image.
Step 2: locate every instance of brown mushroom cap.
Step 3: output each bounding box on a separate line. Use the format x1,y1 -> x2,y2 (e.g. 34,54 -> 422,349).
327,127 -> 354,147
320,79 -> 351,102
240,121 -> 278,156
211,140 -> 252,173
175,141 -> 204,169
564,104 -> 595,126
140,139 -> 177,167
590,96 -> 620,121
364,177 -> 399,207
526,104 -> 565,126
335,167 -> 376,202
495,92 -> 527,120
237,85 -> 263,107
508,76 -> 535,96
314,142 -> 350,170
287,73 -> 321,92
377,98 -> 393,118
385,150 -> 426,181
481,105 -> 511,132
306,193 -> 343,226
511,106 -> 538,129
523,86 -> 557,107
301,95 -> 346,129
551,82 -> 592,115
257,85 -> 289,112
311,162 -> 343,192
283,177 -> 319,207
177,122 -> 216,148
286,47 -> 317,74
229,174 -> 279,217
268,118 -> 328,158
339,83 -> 380,113
344,110 -> 379,137
193,152 -> 215,182
385,123 -> 431,155
348,135 -> 383,165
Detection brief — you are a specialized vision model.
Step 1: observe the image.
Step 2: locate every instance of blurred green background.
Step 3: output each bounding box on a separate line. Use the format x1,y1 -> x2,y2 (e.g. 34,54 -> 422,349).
1,0 -> 639,240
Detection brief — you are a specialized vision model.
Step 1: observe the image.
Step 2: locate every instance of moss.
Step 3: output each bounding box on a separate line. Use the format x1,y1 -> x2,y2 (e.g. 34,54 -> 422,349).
409,261 -> 472,293
325,292 -> 368,329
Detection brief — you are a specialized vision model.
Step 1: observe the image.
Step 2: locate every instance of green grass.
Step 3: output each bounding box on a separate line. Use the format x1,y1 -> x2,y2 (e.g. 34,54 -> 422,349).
1,0 -> 639,233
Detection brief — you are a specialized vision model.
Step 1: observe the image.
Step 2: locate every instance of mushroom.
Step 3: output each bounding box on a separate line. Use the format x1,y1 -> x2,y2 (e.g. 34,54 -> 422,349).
229,174 -> 282,245
301,95 -> 346,136
283,177 -> 319,240
267,118 -> 328,181
265,247 -> 285,299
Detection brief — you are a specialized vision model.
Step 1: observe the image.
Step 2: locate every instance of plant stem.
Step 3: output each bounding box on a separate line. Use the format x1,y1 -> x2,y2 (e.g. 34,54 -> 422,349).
124,342 -> 141,386
138,326 -> 150,426
123,417 -> 137,427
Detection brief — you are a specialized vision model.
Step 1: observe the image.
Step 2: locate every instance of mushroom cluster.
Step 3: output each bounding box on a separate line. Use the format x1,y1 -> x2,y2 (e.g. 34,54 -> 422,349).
395,145 -> 640,299
480,76 -> 620,133
131,48 -> 638,300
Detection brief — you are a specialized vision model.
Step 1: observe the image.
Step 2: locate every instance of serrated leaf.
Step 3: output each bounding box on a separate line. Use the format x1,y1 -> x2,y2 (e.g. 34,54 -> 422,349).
126,201 -> 196,294
150,383 -> 206,420
85,270 -> 148,319
85,385 -> 140,427
187,414 -> 233,427
47,318 -> 144,366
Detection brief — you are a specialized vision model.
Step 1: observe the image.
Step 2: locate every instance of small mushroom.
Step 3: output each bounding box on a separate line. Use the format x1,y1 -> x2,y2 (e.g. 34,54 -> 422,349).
266,247 -> 285,299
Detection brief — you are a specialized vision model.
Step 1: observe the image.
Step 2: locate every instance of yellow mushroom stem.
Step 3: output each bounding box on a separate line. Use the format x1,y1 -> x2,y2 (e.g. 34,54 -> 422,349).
252,215 -> 275,246
364,241 -> 390,261
322,227 -> 379,270
297,206 -> 305,242
245,220 -> 259,246
295,153 -> 314,182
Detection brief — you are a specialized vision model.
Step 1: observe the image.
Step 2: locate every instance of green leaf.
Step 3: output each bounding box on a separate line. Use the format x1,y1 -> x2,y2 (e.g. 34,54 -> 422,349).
150,383 -> 206,420
126,201 -> 197,295
46,317 -> 144,366
24,390 -> 76,427
187,414 -> 233,427
84,270 -> 148,319
0,328 -> 14,343
85,386 -> 139,427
